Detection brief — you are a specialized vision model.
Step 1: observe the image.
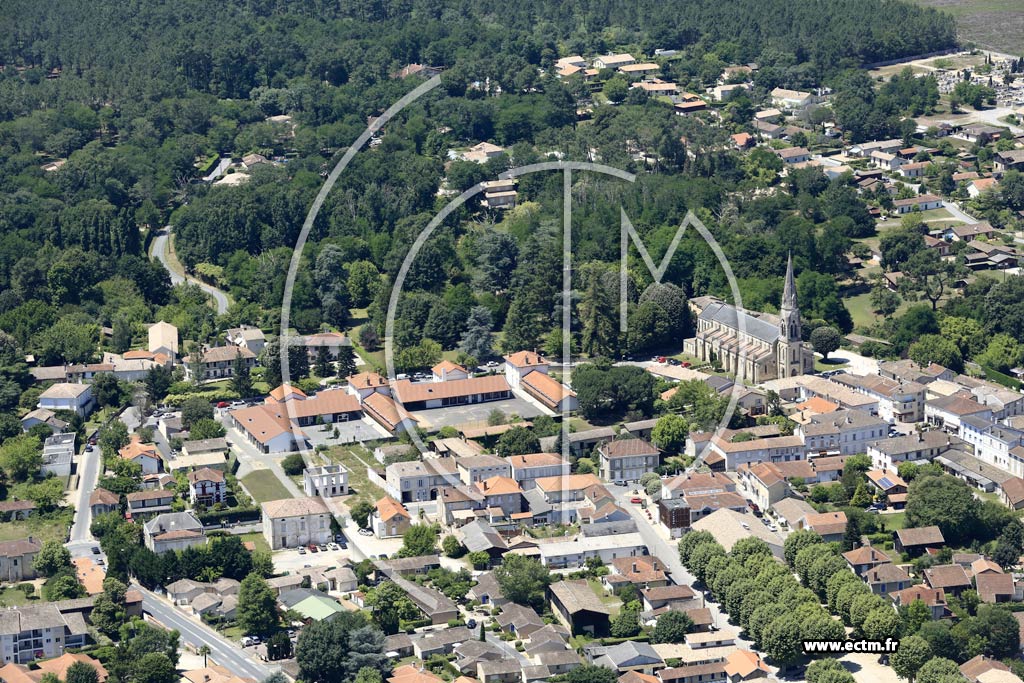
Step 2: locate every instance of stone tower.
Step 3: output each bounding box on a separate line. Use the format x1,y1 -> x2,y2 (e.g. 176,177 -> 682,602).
779,253 -> 803,377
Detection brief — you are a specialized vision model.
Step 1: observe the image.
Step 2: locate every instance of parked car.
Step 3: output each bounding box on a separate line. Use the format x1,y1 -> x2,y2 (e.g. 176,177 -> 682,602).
85,444 -> 93,452
318,544 -> 328,552
91,546 -> 101,555
338,539 -> 348,549
359,528 -> 373,536
667,358 -> 681,366
630,497 -> 643,504
298,547 -> 306,555
467,619 -> 477,629
328,542 -> 340,551
216,401 -> 229,408
308,544 -> 318,553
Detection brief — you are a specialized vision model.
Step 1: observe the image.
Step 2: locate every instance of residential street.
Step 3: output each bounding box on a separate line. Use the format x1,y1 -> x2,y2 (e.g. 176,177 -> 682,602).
941,200 -> 980,225
66,445 -> 102,557
151,228 -> 230,314
607,484 -> 759,654
135,584 -> 278,681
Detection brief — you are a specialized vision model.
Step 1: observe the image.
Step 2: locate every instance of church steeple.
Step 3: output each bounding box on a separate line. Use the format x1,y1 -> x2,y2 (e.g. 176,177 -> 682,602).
782,252 -> 797,311
780,252 -> 800,342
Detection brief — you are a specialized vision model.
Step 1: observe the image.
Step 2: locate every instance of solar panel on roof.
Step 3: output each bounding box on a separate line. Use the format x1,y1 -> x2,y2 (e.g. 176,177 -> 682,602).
878,477 -> 893,489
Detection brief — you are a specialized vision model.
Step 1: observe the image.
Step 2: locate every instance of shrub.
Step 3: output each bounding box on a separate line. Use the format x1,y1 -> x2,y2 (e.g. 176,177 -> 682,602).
281,453 -> 305,475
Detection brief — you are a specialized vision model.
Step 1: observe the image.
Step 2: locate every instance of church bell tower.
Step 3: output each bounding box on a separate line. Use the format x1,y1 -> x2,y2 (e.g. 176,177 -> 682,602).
778,253 -> 803,377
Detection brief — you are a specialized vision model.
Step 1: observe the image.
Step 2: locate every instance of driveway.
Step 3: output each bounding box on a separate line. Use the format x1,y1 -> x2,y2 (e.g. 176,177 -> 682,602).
66,445 -> 103,557
411,397 -> 543,429
941,201 -> 980,225
136,584 -> 277,681
607,484 -> 763,658
150,228 -> 230,314
822,349 -> 879,377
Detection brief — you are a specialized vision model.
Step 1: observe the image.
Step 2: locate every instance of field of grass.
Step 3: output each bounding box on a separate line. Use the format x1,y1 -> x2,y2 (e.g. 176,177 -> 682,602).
845,291 -> 916,330
877,510 -> 907,532
240,470 -> 293,503
0,512 -> 73,547
327,445 -> 385,507
237,531 -> 270,554
0,586 -> 36,606
814,357 -> 850,373
910,0 -> 1024,54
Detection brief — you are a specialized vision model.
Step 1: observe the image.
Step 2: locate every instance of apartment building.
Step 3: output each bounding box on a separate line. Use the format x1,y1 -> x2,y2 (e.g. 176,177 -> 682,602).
796,410 -> 889,455
261,497 -> 332,550
597,438 -> 659,484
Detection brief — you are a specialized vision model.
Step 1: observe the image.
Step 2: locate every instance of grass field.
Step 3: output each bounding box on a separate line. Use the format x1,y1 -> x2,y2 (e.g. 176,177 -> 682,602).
237,531 -> 270,553
240,470 -> 293,503
0,512 -> 73,547
0,586 -> 36,606
845,291 -> 917,330
877,511 -> 907,532
910,0 -> 1024,54
327,445 -> 385,507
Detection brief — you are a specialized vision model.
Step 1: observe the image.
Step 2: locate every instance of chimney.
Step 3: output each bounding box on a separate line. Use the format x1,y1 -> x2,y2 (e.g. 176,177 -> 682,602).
632,562 -> 638,573
653,559 -> 659,571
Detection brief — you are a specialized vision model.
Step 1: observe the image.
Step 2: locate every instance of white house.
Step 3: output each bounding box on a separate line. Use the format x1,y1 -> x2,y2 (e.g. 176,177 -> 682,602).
148,321 -> 179,357
770,87 -> 815,110
119,435 -> 162,474
262,497 -> 332,550
432,360 -> 469,383
504,351 -> 549,389
958,416 -> 1024,479
507,453 -> 570,489
593,53 -> 635,70
303,464 -> 349,497
143,511 -> 207,554
187,468 -> 227,506
41,433 -> 75,479
796,410 -> 890,456
37,383 -> 93,417
538,532 -> 647,568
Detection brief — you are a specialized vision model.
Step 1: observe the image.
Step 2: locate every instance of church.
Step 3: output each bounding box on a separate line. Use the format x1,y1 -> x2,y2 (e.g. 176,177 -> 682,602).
682,255 -> 814,383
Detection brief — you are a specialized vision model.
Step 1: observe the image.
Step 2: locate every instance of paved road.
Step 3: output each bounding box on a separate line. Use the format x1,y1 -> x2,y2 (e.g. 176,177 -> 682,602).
607,483 -> 758,653
151,228 -> 230,314
221,417 -> 305,499
941,201 -> 980,225
67,445 -> 103,557
136,584 -> 278,681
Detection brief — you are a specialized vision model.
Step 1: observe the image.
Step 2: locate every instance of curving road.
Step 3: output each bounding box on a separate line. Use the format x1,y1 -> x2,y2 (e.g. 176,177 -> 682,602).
151,228 -> 231,314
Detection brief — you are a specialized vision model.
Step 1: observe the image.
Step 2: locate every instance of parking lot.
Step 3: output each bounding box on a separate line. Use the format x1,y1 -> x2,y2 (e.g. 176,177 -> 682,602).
303,416 -> 390,448
411,397 -> 544,429
272,542 -> 353,574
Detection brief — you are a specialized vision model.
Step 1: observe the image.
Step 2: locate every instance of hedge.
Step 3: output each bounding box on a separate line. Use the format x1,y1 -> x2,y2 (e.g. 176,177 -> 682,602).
196,507 -> 260,525
165,389 -> 241,406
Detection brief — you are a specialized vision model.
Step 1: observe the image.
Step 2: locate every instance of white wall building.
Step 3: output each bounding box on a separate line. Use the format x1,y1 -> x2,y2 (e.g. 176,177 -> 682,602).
37,383 -> 93,417
262,497 -> 332,550
537,532 -> 647,568
303,464 -> 349,497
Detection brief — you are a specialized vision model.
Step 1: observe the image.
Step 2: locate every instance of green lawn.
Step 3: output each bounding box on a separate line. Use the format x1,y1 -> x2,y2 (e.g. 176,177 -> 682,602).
0,512 -> 73,547
0,586 -> 36,606
814,357 -> 850,373
240,470 -> 293,503
844,291 -> 917,330
914,207 -> 953,221
238,531 -> 270,554
877,511 -> 907,532
327,445 -> 385,507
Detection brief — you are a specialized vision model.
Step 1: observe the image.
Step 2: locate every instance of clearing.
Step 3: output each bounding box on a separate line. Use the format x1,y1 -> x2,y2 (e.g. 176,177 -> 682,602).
910,0 -> 1024,54
240,470 -> 293,503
